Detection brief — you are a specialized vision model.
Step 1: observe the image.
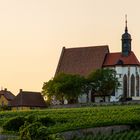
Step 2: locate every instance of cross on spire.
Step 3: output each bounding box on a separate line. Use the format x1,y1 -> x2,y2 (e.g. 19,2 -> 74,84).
125,14 -> 128,32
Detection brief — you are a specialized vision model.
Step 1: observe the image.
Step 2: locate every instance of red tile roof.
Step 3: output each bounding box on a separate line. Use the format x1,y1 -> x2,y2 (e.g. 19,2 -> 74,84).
55,45 -> 109,76
9,91 -> 46,107
103,51 -> 140,66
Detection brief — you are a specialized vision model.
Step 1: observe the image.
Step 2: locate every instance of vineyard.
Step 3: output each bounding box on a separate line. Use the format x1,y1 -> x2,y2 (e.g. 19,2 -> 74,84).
0,104 -> 140,134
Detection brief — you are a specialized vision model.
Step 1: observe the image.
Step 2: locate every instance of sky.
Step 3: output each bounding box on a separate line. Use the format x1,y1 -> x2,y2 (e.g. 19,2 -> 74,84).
0,0 -> 140,95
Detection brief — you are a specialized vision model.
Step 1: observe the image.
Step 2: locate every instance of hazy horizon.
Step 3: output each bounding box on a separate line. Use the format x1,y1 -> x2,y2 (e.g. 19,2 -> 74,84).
0,0 -> 140,95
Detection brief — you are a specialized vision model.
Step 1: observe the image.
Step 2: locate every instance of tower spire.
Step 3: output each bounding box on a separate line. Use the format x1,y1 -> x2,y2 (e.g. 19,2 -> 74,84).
121,14 -> 132,56
125,14 -> 128,32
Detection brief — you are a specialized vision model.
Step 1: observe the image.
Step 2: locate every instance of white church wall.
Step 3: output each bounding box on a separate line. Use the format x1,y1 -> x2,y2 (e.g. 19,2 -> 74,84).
94,96 -> 110,103
79,66 -> 140,103
110,66 -> 123,102
132,97 -> 140,100
94,97 -> 102,103
78,94 -> 87,103
78,90 -> 92,103
110,65 -> 140,102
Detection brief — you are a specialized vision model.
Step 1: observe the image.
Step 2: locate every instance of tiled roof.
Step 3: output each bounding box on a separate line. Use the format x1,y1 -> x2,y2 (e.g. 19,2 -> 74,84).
103,51 -> 140,66
0,89 -> 15,101
55,45 -> 109,76
9,91 -> 46,107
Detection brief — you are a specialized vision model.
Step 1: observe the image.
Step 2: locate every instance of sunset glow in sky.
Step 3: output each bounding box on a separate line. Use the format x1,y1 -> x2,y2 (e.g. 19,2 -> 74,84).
0,0 -> 140,95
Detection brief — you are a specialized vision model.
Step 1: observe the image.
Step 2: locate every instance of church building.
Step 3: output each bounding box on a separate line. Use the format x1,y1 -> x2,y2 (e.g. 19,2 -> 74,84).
55,19 -> 140,102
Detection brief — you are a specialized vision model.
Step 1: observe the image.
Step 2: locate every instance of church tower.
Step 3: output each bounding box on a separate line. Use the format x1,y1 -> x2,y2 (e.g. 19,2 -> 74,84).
121,15 -> 132,56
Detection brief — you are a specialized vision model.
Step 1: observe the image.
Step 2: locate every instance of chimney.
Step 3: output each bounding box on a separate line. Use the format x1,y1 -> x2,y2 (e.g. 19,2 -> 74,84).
20,89 -> 23,93
4,88 -> 7,91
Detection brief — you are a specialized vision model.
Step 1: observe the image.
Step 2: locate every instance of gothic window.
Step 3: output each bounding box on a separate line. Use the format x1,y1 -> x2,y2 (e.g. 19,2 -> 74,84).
136,75 -> 139,96
111,89 -> 115,96
119,74 -> 122,78
123,74 -> 127,98
131,74 -> 135,96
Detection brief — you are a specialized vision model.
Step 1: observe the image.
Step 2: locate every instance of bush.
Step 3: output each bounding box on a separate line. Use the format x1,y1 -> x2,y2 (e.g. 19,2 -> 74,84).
36,125 -> 49,140
38,116 -> 55,126
19,122 -> 64,140
49,134 -> 64,140
19,122 -> 47,140
26,114 -> 37,123
0,105 -> 11,111
25,115 -> 55,126
3,116 -> 26,131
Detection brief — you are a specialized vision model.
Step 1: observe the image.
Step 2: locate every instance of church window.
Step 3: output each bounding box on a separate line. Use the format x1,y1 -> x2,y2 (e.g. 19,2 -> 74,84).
111,89 -> 115,96
136,75 -> 139,96
123,74 -> 127,98
116,59 -> 124,65
119,74 -> 122,78
131,74 -> 135,96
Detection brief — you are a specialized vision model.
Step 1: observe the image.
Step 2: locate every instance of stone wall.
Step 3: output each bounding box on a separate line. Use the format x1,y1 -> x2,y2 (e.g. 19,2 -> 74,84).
49,100 -> 140,109
61,125 -> 130,140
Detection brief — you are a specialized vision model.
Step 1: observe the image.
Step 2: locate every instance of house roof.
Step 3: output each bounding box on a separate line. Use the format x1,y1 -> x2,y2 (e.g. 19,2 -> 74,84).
103,51 -> 140,66
55,45 -> 109,76
0,89 -> 15,101
9,91 -> 46,107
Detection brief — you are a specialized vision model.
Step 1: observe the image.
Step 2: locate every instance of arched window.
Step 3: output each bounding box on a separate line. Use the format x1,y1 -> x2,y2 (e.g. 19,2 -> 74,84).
131,74 -> 135,96
136,75 -> 139,96
123,74 -> 127,98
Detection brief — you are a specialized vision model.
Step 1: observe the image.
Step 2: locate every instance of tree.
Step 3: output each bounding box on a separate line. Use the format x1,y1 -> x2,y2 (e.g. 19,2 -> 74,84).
87,68 -> 120,101
42,73 -> 86,104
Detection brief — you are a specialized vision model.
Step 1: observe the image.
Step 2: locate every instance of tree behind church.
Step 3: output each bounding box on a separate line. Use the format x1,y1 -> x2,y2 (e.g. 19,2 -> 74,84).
87,68 -> 120,102
42,73 -> 86,104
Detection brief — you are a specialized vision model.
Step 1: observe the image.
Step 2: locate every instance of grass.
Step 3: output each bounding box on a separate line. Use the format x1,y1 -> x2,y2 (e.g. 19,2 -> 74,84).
1,104 -> 140,133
